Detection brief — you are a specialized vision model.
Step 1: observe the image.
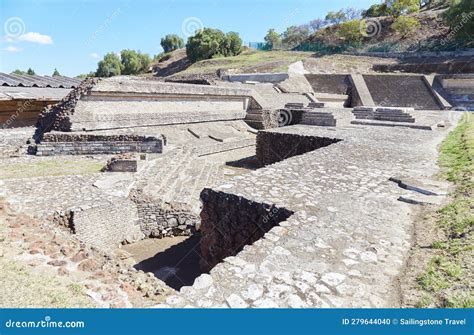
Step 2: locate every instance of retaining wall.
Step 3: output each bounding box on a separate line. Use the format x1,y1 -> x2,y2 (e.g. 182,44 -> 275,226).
71,200 -> 143,251
304,74 -> 351,95
363,74 -> 441,110
130,191 -> 199,238
222,73 -> 289,83
256,130 -> 341,166
29,133 -> 164,156
199,188 -> 294,272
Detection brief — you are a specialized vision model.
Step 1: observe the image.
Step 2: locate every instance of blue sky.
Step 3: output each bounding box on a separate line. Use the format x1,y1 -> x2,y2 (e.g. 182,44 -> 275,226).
0,0 -> 378,77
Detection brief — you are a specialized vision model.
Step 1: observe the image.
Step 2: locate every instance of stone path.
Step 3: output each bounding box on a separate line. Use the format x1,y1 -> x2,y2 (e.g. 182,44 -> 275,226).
159,111 -> 455,308
3,174 -> 116,218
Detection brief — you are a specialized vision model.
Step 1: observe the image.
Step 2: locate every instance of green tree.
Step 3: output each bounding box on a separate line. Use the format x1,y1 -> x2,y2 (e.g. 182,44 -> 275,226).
336,20 -> 365,43
391,16 -> 421,37
138,52 -> 151,72
160,34 -> 185,53
26,68 -> 35,75
325,10 -> 347,24
120,49 -> 142,75
362,3 -> 390,17
95,52 -> 122,77
281,25 -> 310,48
264,28 -> 282,49
308,19 -> 325,32
76,71 -> 96,78
120,49 -> 151,75
223,31 -> 242,56
386,0 -> 420,16
443,0 -> 474,41
186,28 -> 226,62
11,69 -> 26,75
52,68 -> 61,76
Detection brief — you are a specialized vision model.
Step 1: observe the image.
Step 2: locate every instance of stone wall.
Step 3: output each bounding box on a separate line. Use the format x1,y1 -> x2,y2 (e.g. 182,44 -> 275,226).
256,130 -> 341,166
373,60 -> 474,74
199,188 -> 294,272
41,133 -> 161,143
70,199 -> 143,251
37,77 -> 254,132
130,191 -> 198,238
29,133 -> 164,156
304,74 -> 351,95
222,72 -> 289,83
363,74 -> 441,110
346,49 -> 474,58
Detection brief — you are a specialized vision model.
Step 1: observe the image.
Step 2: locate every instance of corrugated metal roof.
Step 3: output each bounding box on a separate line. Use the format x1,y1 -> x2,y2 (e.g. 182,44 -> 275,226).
0,72 -> 82,89
0,86 -> 72,101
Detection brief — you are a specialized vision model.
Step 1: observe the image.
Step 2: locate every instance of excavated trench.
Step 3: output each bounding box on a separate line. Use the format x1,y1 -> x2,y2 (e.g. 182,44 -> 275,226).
122,130 -> 343,291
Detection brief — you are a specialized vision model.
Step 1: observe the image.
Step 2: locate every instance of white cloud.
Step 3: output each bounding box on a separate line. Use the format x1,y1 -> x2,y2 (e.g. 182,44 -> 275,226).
4,46 -> 21,52
17,32 -> 53,44
90,52 -> 100,59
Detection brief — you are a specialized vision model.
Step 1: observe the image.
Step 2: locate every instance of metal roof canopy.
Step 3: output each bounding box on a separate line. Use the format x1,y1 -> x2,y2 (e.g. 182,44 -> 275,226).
0,72 -> 81,89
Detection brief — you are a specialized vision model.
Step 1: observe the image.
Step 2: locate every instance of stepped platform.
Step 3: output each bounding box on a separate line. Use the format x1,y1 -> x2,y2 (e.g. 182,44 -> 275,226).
352,107 -> 416,123
300,112 -> 337,127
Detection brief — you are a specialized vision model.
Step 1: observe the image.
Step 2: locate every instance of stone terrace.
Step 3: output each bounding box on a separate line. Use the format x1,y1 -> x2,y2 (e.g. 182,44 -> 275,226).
160,112 -> 455,308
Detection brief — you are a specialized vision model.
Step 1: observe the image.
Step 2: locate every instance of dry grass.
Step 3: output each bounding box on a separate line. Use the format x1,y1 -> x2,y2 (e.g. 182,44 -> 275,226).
0,158 -> 103,180
181,49 -> 313,75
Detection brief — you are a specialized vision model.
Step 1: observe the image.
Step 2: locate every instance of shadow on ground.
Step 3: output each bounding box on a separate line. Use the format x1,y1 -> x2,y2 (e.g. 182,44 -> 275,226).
226,155 -> 260,170
134,235 -> 202,290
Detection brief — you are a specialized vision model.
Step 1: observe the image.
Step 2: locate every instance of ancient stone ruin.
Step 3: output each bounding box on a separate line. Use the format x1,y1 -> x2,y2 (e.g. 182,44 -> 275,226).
1,70 -> 471,308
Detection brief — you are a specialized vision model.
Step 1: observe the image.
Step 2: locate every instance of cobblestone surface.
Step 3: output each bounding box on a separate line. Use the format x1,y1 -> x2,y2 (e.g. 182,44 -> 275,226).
159,111 -> 456,308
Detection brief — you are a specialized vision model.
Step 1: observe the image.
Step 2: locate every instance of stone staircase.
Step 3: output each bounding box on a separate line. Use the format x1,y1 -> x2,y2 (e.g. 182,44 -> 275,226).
352,107 -> 416,123
300,112 -> 336,126
279,103 -> 336,127
136,146 -> 224,212
440,75 -> 474,111
244,109 -> 279,130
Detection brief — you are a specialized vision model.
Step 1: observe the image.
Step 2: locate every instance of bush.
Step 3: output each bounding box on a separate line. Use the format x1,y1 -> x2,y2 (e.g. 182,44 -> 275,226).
391,16 -> 421,37
186,28 -> 242,62
160,34 -> 184,53
95,53 -> 122,77
336,20 -> 365,43
443,0 -> 474,41
11,69 -> 26,75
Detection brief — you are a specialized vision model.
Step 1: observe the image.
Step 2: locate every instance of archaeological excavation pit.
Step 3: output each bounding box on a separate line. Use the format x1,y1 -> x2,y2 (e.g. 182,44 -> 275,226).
119,130 -> 345,291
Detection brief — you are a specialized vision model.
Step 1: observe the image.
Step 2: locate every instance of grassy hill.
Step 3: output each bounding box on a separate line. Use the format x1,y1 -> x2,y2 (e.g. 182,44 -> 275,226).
151,48 -> 314,79
304,8 -> 456,53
